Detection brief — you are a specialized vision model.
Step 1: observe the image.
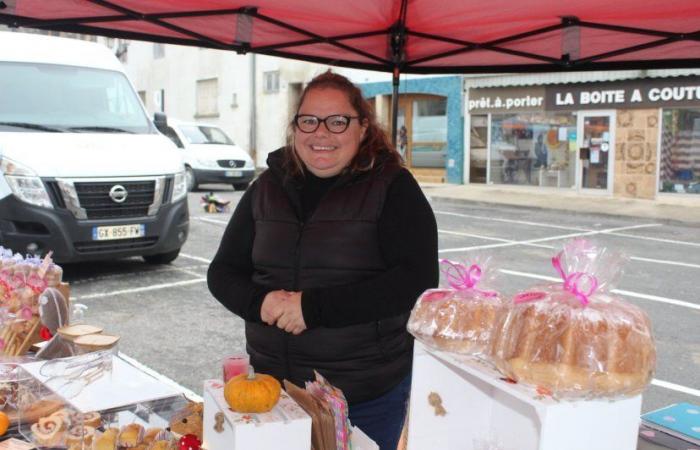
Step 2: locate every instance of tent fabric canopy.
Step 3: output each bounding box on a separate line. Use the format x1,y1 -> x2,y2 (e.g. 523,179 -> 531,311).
3,0 -> 700,74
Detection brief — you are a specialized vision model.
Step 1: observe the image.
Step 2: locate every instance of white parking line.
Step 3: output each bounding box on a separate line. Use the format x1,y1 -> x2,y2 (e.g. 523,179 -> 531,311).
193,216 -> 229,226
434,210 -> 590,231
606,232 -> 700,248
630,256 -> 700,270
651,378 -> 700,398
119,352 -> 203,402
438,229 -> 700,269
181,253 -> 213,264
499,269 -> 700,311
439,223 -> 661,254
436,209 -> 700,248
73,278 -> 206,300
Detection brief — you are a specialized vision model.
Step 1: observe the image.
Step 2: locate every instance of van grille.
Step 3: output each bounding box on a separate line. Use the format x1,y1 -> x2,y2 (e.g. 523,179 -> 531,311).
74,237 -> 158,253
74,181 -> 155,219
217,159 -> 245,168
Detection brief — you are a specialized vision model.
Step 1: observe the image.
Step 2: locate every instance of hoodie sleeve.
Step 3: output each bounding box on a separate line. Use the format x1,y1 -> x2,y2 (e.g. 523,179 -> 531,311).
207,184 -> 270,323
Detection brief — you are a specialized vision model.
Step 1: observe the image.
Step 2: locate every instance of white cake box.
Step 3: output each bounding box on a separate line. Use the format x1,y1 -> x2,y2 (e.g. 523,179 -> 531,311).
407,342 -> 643,450
203,379 -> 312,450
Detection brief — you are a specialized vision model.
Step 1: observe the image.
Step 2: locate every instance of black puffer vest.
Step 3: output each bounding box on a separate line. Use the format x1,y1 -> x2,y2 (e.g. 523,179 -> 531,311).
246,150 -> 412,404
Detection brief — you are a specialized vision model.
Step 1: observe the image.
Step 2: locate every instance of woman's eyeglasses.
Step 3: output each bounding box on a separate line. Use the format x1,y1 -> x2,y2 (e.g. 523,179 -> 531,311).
294,114 -> 361,134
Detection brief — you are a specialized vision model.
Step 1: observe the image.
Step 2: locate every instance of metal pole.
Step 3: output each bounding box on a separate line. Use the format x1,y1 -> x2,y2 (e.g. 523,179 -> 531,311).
391,67 -> 399,148
249,53 -> 256,165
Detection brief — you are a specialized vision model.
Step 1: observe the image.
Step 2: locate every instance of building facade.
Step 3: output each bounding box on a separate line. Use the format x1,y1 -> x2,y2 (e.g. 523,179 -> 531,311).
465,71 -> 700,199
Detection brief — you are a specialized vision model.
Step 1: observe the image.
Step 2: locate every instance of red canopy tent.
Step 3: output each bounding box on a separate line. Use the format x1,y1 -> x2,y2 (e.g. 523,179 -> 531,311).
3,0 -> 700,140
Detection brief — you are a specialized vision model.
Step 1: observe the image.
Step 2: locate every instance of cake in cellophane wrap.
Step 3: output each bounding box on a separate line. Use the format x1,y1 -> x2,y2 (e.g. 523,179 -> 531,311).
492,239 -> 656,399
408,256 -> 508,359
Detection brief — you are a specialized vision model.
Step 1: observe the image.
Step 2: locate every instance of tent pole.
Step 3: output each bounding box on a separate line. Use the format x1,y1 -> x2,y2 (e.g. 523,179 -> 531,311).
391,67 -> 399,148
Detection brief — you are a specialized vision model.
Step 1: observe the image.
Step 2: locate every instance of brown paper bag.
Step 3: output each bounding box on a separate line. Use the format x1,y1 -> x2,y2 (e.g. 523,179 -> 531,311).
284,380 -> 337,450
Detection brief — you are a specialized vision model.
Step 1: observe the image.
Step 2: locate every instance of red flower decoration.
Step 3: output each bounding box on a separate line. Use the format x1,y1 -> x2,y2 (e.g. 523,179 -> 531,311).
178,433 -> 201,450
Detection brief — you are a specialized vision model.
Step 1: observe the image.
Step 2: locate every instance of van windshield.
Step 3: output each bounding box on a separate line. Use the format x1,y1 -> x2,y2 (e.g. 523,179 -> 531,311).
0,62 -> 152,133
180,125 -> 234,145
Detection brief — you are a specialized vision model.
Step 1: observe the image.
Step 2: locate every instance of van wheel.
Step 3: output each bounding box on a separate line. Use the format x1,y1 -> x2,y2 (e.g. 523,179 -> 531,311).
143,248 -> 180,264
185,167 -> 197,192
232,182 -> 249,191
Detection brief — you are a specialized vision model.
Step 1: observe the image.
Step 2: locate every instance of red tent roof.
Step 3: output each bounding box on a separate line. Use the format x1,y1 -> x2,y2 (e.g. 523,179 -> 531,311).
2,0 -> 700,73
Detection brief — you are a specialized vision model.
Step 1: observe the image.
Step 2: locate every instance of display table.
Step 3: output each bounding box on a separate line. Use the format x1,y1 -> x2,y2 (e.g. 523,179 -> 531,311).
407,342 -> 642,450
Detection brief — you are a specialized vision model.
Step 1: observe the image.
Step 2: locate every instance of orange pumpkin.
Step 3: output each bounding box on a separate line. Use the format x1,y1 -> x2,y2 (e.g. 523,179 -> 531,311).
0,411 -> 9,436
224,366 -> 281,413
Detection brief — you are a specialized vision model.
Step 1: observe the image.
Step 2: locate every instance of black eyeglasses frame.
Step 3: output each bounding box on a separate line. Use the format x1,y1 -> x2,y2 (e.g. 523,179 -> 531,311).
294,114 -> 362,134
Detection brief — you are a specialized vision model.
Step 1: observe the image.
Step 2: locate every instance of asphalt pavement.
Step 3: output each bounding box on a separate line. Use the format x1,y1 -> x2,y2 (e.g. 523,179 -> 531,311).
61,182 -> 700,449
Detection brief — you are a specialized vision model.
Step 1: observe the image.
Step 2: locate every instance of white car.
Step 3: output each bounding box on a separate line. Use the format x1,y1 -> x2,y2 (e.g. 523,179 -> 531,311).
161,120 -> 255,191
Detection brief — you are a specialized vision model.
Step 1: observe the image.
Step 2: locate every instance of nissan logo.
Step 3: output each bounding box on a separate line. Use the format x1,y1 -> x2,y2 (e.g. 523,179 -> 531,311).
109,185 -> 128,203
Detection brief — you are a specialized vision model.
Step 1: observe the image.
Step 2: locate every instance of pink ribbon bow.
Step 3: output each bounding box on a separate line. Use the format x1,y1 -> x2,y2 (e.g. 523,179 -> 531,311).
440,260 -> 498,298
551,251 -> 598,306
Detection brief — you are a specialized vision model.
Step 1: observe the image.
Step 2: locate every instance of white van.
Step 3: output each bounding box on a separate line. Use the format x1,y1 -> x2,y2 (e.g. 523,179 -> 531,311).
0,32 -> 188,264
160,119 -> 255,191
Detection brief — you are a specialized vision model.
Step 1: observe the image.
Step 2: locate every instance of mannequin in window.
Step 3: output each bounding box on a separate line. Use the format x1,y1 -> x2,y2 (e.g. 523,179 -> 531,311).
534,133 -> 548,168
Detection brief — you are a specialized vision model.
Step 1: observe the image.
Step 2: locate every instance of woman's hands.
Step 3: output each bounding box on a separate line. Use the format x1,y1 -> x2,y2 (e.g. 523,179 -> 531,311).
260,290 -> 307,335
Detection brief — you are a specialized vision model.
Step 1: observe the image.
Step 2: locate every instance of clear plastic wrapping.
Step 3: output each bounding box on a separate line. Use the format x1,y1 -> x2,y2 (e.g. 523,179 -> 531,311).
408,256 -> 508,358
492,239 -> 656,398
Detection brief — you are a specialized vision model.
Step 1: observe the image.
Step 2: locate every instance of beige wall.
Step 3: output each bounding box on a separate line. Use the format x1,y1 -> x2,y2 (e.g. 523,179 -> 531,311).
614,109 -> 659,199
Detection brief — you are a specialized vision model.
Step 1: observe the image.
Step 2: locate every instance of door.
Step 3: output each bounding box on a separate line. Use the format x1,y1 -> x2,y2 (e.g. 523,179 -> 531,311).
577,111 -> 615,192
393,95 -> 448,169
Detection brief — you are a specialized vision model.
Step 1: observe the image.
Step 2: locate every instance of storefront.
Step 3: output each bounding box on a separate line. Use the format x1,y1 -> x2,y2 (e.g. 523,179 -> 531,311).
360,76 -> 464,184
466,75 -> 700,199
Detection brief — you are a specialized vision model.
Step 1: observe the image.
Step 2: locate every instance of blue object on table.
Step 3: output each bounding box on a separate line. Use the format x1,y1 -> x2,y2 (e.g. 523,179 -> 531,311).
641,402 -> 700,446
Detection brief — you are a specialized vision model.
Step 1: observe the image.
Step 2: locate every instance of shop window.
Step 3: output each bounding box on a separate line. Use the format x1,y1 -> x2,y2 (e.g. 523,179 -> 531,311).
489,112 -> 576,188
660,109 -> 700,194
153,43 -> 165,59
196,78 -> 219,117
263,71 -> 280,93
411,97 -> 447,168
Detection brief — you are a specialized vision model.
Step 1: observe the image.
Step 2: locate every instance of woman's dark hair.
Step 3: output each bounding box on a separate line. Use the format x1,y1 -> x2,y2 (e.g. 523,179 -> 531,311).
284,70 -> 403,177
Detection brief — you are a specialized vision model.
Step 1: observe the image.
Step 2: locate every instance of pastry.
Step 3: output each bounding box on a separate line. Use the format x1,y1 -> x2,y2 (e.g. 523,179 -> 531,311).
408,288 -> 508,356
70,411 -> 102,428
21,398 -> 63,423
492,289 -> 656,396
93,427 -> 119,450
31,414 -> 66,446
49,408 -> 73,428
118,423 -> 145,447
65,425 -> 96,448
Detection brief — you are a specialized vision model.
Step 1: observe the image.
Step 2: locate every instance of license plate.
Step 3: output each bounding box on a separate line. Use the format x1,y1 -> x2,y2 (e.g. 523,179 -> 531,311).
92,224 -> 145,241
225,170 -> 243,177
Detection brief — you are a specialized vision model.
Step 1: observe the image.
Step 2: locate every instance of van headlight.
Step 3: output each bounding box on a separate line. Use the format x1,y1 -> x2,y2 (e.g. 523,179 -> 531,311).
171,170 -> 187,202
244,158 -> 255,169
1,157 -> 53,208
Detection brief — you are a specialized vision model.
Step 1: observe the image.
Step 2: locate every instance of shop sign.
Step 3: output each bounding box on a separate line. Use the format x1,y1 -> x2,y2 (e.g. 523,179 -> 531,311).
546,77 -> 700,110
468,77 -> 700,113
467,87 -> 546,113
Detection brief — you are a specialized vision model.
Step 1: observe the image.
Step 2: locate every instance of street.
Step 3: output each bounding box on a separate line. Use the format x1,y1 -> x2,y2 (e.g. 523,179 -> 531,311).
62,184 -> 700,414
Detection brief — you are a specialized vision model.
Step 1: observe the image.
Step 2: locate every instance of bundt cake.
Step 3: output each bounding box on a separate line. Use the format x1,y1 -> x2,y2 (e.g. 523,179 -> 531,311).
492,287 -> 656,397
408,288 -> 508,356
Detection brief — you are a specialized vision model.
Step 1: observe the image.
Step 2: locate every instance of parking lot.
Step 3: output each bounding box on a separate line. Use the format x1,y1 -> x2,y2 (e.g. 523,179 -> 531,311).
62,185 -> 700,413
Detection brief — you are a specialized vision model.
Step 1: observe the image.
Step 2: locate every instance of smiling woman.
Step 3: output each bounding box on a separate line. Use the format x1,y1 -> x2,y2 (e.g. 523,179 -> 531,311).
208,71 -> 439,450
